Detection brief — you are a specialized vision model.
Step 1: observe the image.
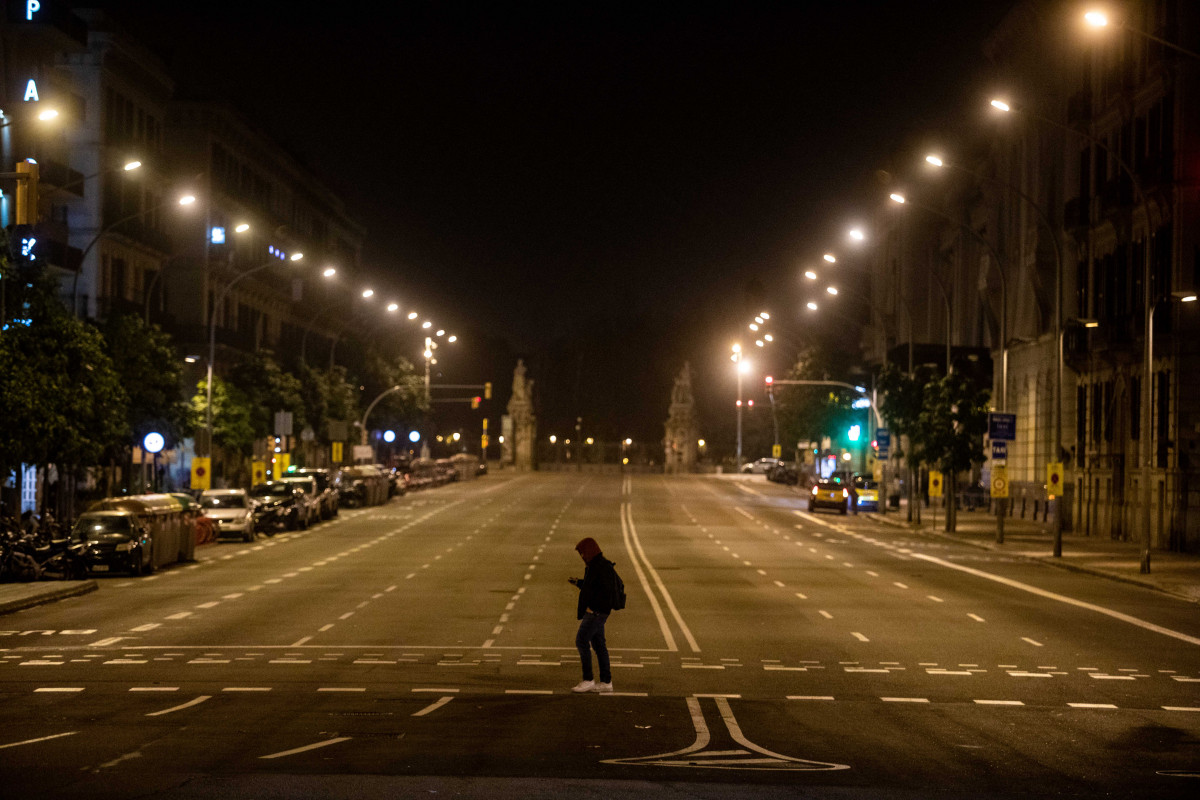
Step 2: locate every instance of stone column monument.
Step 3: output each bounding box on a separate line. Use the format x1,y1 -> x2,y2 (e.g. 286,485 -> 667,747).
663,362 -> 699,474
506,359 -> 537,472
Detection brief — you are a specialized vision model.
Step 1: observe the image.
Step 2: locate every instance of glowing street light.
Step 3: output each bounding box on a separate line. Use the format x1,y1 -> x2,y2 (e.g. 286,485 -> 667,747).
806,301 -> 818,311
386,302 -> 399,312
826,286 -> 838,295
823,253 -> 837,263
362,288 -> 374,298
848,227 -> 865,242
37,107 -> 59,121
888,192 -> 906,204
235,223 -> 251,233
123,160 -> 142,171
322,267 -> 336,278
289,252 -> 304,261
178,194 -> 197,206
925,154 -> 944,167
408,311 -> 418,320
804,270 -> 818,280
990,98 -> 1011,112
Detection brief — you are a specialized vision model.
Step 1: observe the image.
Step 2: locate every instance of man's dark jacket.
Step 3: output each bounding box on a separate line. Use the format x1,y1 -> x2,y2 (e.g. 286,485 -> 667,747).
575,555 -> 616,619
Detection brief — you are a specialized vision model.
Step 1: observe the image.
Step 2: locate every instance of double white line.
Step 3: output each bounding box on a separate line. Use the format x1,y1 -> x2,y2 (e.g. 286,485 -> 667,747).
620,499 -> 700,653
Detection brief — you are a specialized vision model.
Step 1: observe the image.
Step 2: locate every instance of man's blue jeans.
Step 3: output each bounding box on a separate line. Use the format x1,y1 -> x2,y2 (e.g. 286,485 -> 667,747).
576,612 -> 611,682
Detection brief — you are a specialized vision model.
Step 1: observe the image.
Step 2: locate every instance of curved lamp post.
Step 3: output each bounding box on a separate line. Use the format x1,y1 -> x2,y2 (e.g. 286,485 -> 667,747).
204,251 -> 303,456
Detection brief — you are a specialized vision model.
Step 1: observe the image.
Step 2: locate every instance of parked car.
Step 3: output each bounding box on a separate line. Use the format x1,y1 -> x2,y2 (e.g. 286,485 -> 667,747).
808,479 -> 849,514
71,510 -> 155,576
290,469 -> 340,519
249,482 -> 308,531
199,489 -> 256,542
741,457 -> 784,474
276,476 -> 321,527
766,462 -> 799,485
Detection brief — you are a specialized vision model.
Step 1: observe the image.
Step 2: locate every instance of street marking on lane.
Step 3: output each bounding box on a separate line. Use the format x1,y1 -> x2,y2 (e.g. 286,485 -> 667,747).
795,593 -> 808,599
968,614 -> 986,622
260,737 -> 351,760
818,611 -> 833,620
911,552 -> 1200,647
975,700 -> 1023,706
506,689 -> 553,695
1163,706 -> 1200,712
318,687 -> 365,692
129,624 -> 160,632
1007,671 -> 1053,678
0,731 -> 78,750
1068,703 -> 1118,709
412,696 -> 455,716
89,637 -> 124,647
34,687 -> 83,692
290,637 -> 313,647
893,583 -> 908,589
881,697 -> 929,703
130,687 -> 178,692
223,687 -> 271,692
851,633 -> 869,642
788,696 -> 834,701
926,596 -> 944,603
1022,638 -> 1044,647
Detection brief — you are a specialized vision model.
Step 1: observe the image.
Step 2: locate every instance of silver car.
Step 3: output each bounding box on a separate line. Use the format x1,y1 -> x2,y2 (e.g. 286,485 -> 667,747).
199,489 -> 256,542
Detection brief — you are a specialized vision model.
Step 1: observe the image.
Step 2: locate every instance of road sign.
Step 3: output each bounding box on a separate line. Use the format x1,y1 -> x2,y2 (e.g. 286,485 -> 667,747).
928,470 -> 943,498
331,441 -> 343,463
991,440 -> 1008,461
190,457 -> 211,491
772,444 -> 782,458
1046,461 -> 1064,498
273,452 -> 290,476
274,410 -> 294,437
251,460 -> 266,486
988,412 -> 1017,441
991,465 -> 1009,499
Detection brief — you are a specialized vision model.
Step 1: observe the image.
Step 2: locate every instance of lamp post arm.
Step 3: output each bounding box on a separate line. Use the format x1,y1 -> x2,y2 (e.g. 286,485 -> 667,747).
360,385 -> 404,443
1116,21 -> 1200,61
72,197 -> 182,316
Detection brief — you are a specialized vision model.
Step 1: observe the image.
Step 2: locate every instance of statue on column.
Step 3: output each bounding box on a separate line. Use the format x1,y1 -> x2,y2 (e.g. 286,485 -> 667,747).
506,359 -> 537,471
663,362 -> 699,474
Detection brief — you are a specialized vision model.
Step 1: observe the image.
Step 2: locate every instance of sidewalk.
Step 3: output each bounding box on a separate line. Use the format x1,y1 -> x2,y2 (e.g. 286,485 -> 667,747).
0,579 -> 97,616
867,503 -> 1200,603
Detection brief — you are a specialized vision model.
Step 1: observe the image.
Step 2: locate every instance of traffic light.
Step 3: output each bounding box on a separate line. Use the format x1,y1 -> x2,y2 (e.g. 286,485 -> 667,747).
471,396 -> 482,409
764,375 -> 773,385
6,224 -> 39,271
484,381 -> 492,400
847,424 -> 861,443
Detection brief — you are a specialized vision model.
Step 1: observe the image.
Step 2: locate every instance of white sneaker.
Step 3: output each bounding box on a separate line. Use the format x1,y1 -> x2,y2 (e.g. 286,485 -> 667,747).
596,682 -> 613,694
571,680 -> 596,693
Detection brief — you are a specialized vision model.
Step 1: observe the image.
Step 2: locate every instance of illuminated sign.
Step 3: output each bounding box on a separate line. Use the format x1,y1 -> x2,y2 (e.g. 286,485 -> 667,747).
20,236 -> 37,261
408,430 -> 421,443
210,226 -> 225,244
383,430 -> 396,443
143,432 -> 165,454
26,1 -> 42,21
23,79 -> 39,102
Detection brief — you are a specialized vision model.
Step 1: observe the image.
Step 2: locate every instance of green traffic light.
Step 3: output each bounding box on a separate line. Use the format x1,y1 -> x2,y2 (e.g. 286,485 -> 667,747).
847,424 -> 861,442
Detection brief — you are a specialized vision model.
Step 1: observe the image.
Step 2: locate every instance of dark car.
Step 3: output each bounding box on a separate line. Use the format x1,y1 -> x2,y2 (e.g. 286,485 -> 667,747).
291,468 -> 340,519
766,462 -> 798,485
808,479 -> 849,514
72,511 -> 154,575
249,481 -> 307,531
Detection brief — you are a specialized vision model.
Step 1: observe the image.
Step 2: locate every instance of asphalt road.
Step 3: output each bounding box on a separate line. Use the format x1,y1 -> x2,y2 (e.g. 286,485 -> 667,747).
1,472 -> 1198,799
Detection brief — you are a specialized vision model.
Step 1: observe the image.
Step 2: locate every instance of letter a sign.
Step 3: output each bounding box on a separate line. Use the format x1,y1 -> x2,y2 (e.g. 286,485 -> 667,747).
1046,462 -> 1064,499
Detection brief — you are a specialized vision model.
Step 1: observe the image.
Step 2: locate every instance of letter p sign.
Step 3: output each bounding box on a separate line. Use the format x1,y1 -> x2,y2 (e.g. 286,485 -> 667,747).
26,1 -> 41,21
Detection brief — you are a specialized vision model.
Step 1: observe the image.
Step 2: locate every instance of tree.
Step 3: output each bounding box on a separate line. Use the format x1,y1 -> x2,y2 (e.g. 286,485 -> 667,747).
774,347 -> 869,476
877,364 -> 936,523
362,353 -> 427,432
190,376 -> 256,478
915,371 -> 990,532
0,265 -> 128,514
227,350 -> 307,439
100,314 -> 190,447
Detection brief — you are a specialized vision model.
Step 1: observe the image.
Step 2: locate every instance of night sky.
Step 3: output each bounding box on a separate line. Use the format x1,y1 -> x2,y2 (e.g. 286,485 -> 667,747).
97,0 -> 1015,450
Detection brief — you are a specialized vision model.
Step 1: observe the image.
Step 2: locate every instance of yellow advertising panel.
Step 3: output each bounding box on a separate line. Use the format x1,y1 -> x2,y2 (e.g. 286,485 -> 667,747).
190,457 -> 211,491
251,460 -> 266,486
928,470 -> 944,498
991,465 -> 1009,499
272,452 -> 290,477
331,441 -> 343,463
1046,461 -> 1064,498
771,444 -> 782,459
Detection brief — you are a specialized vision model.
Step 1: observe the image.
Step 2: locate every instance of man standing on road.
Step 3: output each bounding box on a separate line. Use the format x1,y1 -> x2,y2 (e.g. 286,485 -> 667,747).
568,537 -> 614,693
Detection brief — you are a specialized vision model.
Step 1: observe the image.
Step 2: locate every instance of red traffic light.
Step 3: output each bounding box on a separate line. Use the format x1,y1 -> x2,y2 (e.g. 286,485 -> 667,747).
471,396 -> 482,409
764,375 -> 774,385
747,399 -> 754,407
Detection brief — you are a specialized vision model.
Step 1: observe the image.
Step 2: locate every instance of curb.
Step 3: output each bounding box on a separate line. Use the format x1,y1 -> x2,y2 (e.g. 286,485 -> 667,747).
0,580 -> 99,616
863,513 -> 1200,605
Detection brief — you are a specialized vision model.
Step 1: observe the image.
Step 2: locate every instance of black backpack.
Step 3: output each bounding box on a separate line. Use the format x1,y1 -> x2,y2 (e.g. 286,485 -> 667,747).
610,564 -> 627,610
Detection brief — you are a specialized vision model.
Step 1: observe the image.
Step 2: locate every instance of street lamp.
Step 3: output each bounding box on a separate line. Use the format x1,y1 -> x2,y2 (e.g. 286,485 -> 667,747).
1082,8 -> 1200,60
205,250 -> 304,456
991,96 -> 1158,568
